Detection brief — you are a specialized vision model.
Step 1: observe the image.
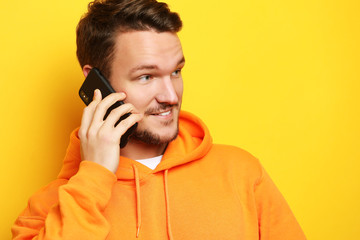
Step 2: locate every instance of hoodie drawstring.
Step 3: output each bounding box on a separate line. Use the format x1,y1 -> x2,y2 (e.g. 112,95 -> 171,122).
164,169 -> 174,240
132,165 -> 174,240
133,165 -> 142,238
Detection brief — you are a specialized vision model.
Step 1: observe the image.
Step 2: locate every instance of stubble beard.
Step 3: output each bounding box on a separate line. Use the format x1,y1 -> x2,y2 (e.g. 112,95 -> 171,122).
131,119 -> 179,145
131,103 -> 180,145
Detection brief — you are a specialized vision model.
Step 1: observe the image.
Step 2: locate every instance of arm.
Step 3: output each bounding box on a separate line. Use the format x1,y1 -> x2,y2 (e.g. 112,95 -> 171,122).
12,161 -> 116,240
12,90 -> 142,239
254,167 -> 306,240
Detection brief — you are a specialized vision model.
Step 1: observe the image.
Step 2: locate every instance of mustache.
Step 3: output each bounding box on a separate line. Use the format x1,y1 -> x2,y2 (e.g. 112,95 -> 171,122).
145,103 -> 178,115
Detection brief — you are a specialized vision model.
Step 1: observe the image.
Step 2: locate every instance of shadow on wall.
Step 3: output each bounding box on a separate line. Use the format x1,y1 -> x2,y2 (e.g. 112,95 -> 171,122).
37,56 -> 85,178
48,61 -> 84,155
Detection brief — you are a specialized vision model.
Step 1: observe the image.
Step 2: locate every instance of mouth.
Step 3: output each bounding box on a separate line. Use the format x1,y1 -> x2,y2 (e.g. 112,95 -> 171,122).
151,109 -> 172,117
145,104 -> 178,119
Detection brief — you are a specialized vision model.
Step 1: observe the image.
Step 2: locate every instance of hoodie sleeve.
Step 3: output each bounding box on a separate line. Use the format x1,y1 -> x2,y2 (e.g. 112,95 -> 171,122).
254,166 -> 306,240
12,161 -> 117,240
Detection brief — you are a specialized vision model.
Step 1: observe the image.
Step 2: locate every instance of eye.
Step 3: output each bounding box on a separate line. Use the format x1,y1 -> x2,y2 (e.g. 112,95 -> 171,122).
139,75 -> 152,82
171,69 -> 182,77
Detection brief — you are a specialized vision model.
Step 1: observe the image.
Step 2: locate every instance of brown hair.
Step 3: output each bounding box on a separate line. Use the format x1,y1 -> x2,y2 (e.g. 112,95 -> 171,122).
76,0 -> 183,78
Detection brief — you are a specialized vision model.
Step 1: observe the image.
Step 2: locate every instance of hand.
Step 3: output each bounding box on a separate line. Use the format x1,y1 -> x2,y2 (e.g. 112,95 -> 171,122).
78,89 -> 143,173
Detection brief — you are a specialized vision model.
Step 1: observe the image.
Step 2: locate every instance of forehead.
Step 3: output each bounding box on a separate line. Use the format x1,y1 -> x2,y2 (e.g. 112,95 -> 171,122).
112,30 -> 183,69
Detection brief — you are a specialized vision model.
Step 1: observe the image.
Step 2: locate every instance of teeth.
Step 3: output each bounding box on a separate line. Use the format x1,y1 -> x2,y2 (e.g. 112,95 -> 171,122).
158,111 -> 171,116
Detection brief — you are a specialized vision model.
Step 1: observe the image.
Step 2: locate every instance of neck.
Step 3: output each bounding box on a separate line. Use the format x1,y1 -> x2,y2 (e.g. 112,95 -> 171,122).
120,140 -> 167,160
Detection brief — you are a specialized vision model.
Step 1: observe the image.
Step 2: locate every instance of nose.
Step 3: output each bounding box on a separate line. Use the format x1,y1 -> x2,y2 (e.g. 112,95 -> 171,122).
156,77 -> 179,104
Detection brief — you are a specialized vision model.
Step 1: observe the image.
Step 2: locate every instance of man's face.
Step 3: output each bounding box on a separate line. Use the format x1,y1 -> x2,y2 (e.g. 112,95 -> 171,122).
109,30 -> 184,145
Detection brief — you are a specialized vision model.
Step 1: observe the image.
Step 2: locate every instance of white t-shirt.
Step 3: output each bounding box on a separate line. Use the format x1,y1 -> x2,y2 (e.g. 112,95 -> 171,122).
135,155 -> 163,170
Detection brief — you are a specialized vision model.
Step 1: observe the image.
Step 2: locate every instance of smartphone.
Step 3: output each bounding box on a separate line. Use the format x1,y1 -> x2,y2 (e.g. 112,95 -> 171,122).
79,67 -> 137,148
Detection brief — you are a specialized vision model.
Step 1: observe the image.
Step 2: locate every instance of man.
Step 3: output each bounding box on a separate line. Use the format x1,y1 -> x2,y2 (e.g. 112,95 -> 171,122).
12,0 -> 306,239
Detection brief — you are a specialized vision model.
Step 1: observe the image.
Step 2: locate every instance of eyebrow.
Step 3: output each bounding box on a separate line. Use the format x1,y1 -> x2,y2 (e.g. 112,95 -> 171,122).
129,56 -> 185,74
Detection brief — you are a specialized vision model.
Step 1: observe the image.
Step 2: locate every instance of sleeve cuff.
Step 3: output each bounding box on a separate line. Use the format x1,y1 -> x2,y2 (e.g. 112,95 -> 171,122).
66,161 -> 118,207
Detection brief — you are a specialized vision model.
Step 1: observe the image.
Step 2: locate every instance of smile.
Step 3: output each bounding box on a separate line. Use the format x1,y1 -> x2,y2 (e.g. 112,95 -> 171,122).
157,111 -> 171,116
149,109 -> 173,118
146,105 -> 178,118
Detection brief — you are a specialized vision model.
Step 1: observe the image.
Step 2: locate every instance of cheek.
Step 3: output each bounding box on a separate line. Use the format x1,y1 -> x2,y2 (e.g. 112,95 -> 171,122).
175,80 -> 184,98
123,89 -> 153,111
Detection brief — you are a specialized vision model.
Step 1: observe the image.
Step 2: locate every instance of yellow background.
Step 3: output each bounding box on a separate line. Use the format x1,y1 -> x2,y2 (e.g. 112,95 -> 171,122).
1,0 -> 359,239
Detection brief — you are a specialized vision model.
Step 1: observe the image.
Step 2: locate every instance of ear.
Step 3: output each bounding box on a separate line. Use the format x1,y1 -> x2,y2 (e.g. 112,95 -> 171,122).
82,65 -> 92,77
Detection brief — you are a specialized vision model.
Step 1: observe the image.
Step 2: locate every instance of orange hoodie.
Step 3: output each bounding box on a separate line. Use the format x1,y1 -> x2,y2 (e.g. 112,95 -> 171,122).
12,111 -> 306,240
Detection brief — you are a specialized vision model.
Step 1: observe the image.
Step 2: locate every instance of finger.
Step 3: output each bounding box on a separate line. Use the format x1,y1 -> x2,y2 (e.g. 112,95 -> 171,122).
102,103 -> 136,128
113,112 -> 143,137
93,89 -> 102,102
92,92 -> 126,123
79,89 -> 102,140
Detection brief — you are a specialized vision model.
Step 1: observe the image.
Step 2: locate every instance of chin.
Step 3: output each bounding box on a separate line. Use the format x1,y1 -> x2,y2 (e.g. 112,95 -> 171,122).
132,123 -> 179,145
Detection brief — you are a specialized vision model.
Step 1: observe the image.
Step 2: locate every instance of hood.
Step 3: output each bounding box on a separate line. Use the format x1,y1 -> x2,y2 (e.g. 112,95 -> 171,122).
57,110 -> 213,239
58,110 -> 212,180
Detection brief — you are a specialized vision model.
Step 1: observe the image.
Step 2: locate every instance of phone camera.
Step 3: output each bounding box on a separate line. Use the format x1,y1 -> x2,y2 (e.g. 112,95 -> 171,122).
80,90 -> 89,103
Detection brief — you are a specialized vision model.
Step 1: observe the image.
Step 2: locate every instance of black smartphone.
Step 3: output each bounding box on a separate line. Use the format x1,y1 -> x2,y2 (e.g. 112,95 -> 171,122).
79,67 -> 137,148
